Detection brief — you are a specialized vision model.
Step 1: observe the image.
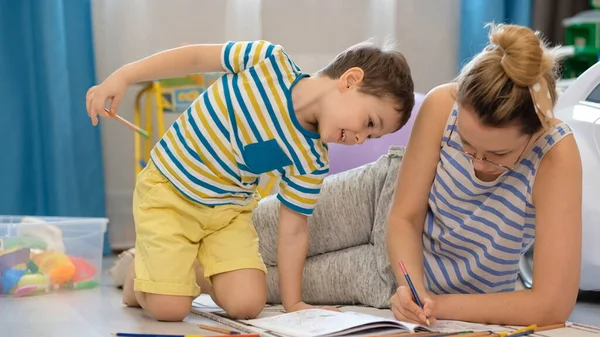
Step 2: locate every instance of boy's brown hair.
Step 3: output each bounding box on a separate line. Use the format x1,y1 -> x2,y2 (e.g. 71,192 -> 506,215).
318,41 -> 415,131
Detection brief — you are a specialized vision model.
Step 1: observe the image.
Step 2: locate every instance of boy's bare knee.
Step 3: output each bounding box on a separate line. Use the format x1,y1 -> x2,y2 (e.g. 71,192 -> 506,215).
145,293 -> 192,322
212,268 -> 267,319
229,298 -> 265,319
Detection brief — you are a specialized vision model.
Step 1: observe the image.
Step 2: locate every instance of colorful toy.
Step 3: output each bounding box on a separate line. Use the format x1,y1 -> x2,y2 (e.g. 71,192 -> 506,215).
69,256 -> 97,282
0,247 -> 30,274
0,248 -> 99,297
31,251 -> 76,285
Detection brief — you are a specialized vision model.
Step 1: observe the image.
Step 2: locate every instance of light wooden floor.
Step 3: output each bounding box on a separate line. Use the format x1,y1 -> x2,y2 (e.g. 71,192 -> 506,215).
2,256 -> 599,337
0,257 -> 234,337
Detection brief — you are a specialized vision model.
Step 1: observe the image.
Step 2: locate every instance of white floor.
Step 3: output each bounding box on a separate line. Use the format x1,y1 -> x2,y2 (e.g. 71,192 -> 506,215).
0,257 -> 233,337
1,256 -> 599,337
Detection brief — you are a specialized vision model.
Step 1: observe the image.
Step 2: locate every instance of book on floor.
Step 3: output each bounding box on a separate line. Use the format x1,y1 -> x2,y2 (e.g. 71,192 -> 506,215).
240,308 -> 433,337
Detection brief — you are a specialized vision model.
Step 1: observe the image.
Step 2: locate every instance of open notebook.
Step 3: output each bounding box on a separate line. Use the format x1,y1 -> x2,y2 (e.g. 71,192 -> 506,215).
240,308 -> 433,337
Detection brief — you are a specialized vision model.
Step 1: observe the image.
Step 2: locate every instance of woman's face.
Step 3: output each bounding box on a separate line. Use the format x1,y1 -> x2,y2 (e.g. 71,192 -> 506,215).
454,106 -> 532,174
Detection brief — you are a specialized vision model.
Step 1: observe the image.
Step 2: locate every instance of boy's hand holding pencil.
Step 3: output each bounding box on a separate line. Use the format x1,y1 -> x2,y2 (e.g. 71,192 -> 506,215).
390,261 -> 436,326
85,70 -> 129,126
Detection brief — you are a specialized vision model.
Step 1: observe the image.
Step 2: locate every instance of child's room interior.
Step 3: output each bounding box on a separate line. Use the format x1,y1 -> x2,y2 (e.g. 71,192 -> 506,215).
2,0 -> 600,336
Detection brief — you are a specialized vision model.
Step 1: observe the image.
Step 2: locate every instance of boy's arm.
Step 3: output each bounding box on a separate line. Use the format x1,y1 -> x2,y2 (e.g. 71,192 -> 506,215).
87,40 -> 282,124
276,168 -> 333,312
277,204 -> 310,311
116,44 -> 225,85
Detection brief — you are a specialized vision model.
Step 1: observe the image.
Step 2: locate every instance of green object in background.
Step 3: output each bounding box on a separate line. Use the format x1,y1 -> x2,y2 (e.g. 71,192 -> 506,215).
562,9 -> 600,78
72,280 -> 99,289
592,0 -> 600,9
1,237 -> 47,251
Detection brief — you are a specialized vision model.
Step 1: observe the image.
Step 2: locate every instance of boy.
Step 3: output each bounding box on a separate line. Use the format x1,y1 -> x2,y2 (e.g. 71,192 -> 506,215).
86,39 -> 414,321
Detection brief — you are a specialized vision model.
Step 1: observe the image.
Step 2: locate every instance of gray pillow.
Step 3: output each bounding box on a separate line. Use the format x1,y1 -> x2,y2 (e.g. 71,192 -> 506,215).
252,146 -> 404,308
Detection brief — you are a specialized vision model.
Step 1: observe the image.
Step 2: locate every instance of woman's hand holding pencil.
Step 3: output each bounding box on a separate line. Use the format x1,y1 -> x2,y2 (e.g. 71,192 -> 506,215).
390,261 -> 437,326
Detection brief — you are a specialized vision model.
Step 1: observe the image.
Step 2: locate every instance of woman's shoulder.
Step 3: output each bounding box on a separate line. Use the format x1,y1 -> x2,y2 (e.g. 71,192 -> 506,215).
415,83 -> 458,130
532,119 -> 582,198
539,119 -> 580,166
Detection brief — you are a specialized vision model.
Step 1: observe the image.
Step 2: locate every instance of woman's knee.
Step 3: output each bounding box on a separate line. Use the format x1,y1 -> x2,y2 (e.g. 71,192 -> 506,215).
144,293 -> 193,322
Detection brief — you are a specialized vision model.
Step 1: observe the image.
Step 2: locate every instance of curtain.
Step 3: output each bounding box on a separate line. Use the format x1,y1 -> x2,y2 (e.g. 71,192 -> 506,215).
532,0 -> 593,46
0,0 -> 110,254
458,0 -> 533,70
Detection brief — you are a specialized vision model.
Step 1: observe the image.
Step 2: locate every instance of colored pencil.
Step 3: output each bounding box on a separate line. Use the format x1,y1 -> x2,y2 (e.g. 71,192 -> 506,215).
505,329 -> 534,337
111,333 -> 205,337
198,323 -> 241,334
103,107 -> 150,138
111,333 -> 258,337
398,260 -> 430,326
534,323 -> 566,331
429,331 -> 491,337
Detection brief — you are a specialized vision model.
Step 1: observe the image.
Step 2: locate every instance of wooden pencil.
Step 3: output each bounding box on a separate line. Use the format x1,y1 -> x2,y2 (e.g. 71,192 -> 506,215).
103,107 -> 150,138
198,323 -> 241,334
534,323 -> 566,332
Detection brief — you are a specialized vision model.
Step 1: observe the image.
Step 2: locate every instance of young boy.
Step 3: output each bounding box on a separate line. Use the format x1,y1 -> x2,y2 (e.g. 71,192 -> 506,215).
86,39 -> 414,321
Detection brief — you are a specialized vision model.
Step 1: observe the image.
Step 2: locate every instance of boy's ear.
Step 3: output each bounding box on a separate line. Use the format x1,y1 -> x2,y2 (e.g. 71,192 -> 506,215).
339,67 -> 364,91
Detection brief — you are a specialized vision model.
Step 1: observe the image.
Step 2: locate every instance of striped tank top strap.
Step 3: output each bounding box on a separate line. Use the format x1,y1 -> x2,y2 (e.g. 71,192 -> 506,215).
441,103 -> 459,147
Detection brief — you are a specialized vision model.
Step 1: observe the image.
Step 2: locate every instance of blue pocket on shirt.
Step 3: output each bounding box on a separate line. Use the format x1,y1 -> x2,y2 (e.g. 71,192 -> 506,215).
242,139 -> 293,174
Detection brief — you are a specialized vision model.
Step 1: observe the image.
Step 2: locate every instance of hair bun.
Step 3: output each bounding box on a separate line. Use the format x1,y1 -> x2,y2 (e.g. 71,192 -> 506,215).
488,23 -> 554,87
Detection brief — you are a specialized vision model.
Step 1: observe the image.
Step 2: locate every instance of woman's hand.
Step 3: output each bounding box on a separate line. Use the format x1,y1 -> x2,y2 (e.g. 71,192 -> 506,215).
390,286 -> 437,326
86,71 -> 130,126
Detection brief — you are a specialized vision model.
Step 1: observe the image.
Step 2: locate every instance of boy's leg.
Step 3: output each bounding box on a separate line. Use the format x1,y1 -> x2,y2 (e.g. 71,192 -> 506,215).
124,161 -> 206,322
198,201 -> 267,319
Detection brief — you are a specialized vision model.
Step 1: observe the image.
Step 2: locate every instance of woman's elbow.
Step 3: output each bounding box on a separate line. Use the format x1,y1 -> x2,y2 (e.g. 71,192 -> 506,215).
536,292 -> 577,325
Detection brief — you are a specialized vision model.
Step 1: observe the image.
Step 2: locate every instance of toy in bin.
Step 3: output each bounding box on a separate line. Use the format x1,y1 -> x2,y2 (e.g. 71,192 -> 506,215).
0,219 -> 100,297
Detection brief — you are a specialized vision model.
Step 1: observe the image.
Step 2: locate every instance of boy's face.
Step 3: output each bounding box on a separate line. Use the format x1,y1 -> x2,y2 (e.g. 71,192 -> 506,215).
318,68 -> 402,145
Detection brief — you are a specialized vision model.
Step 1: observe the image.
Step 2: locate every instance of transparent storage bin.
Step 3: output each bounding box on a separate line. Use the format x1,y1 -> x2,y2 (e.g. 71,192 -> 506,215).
0,215 -> 108,297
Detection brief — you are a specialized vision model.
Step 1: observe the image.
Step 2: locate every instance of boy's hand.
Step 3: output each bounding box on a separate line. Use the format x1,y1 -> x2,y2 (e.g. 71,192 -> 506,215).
390,286 -> 437,325
286,301 -> 342,313
86,72 -> 129,126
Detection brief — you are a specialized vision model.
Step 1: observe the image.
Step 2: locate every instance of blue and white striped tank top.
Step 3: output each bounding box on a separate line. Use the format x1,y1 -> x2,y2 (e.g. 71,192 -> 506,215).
422,104 -> 573,294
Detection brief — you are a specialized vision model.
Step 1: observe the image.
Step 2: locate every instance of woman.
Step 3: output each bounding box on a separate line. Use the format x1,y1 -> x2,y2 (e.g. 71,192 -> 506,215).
387,23 -> 582,326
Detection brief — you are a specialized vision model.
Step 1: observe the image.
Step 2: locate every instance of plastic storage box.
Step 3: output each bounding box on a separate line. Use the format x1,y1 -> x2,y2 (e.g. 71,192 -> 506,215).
0,215 -> 108,297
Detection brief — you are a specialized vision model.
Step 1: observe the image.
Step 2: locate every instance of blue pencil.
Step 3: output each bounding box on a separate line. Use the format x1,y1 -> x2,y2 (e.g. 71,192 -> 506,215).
398,260 -> 430,326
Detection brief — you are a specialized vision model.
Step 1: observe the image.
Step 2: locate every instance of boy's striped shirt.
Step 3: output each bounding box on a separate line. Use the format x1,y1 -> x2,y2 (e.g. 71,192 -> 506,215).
150,40 -> 329,215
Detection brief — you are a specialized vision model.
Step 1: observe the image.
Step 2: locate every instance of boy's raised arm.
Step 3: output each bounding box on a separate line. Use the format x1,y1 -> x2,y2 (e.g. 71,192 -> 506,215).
118,44 -> 225,85
87,44 -> 224,125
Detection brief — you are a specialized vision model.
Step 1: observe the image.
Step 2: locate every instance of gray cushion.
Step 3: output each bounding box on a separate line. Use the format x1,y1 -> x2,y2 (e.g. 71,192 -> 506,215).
252,146 -> 404,308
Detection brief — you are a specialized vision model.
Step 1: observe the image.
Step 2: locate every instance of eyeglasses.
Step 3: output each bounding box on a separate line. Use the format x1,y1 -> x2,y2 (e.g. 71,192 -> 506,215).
445,121 -> 532,173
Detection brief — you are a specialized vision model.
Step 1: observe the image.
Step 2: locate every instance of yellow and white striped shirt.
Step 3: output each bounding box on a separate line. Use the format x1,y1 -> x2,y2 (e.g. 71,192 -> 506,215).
150,40 -> 329,215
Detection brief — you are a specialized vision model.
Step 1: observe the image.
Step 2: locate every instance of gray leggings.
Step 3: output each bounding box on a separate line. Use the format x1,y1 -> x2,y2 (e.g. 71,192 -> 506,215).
252,147 -> 405,308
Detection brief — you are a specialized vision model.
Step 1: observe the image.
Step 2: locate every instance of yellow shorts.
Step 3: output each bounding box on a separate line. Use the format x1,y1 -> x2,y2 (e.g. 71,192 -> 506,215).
132,160 -> 267,297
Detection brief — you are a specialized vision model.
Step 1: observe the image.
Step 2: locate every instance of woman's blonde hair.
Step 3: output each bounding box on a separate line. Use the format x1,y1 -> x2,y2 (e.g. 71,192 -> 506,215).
456,23 -> 559,135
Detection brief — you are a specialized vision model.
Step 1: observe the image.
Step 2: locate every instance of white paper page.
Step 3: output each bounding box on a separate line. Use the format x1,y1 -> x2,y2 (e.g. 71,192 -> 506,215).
431,320 -> 508,333
191,294 -> 225,313
241,309 -> 418,337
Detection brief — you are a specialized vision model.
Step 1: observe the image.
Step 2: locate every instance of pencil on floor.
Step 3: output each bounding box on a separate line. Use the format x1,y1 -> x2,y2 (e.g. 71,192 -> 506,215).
111,333 -> 206,337
198,323 -> 241,335
112,333 -> 258,337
